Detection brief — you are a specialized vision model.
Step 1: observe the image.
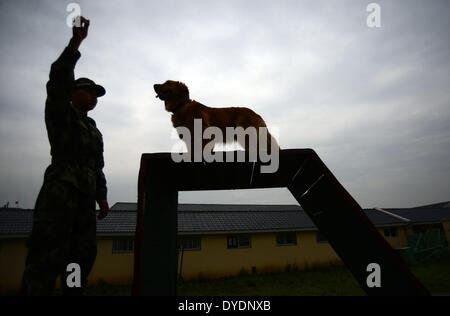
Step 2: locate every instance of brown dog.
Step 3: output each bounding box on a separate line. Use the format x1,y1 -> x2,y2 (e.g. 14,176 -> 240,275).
154,80 -> 279,154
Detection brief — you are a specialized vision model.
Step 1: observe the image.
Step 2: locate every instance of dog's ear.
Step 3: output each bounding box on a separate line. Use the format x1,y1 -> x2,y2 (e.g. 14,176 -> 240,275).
176,81 -> 190,100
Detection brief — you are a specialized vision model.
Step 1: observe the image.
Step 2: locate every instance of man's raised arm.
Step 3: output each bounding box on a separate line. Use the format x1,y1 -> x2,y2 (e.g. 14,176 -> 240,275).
45,17 -> 90,117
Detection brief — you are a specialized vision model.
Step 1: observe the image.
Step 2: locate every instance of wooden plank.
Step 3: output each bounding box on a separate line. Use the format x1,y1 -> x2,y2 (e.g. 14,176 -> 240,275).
288,152 -> 429,295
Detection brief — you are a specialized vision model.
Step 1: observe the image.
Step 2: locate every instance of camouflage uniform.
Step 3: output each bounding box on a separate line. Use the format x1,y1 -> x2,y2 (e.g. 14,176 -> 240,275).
20,47 -> 107,295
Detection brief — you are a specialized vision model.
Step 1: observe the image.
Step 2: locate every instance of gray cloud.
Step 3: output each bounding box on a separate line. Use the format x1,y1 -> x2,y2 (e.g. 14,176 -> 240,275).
0,0 -> 449,209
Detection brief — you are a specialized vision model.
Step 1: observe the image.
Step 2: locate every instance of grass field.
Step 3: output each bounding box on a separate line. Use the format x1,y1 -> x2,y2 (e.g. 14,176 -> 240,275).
82,256 -> 450,296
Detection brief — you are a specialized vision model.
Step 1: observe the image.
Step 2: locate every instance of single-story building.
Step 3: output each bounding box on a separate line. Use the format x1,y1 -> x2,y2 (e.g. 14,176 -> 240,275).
1,202 -> 449,292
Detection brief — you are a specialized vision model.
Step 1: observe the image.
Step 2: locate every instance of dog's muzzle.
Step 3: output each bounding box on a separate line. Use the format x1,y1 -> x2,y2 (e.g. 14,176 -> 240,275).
154,84 -> 166,99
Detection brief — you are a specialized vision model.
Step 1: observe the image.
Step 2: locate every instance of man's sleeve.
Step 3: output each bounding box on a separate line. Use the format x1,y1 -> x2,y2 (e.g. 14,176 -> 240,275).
96,148 -> 108,202
45,47 -> 81,118
96,169 -> 108,202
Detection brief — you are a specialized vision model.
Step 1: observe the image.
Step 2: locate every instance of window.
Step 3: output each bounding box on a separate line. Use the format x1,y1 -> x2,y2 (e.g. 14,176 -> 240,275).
112,238 -> 134,254
178,237 -> 201,251
276,232 -> 297,246
316,231 -> 328,243
384,227 -> 398,238
227,235 -> 251,249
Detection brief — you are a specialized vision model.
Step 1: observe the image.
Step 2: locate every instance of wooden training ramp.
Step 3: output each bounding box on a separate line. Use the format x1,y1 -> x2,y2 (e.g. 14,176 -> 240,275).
132,149 -> 429,296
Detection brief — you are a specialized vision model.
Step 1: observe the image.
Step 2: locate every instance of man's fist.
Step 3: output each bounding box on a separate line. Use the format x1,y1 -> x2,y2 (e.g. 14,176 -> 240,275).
97,199 -> 109,220
68,16 -> 90,52
73,16 -> 90,42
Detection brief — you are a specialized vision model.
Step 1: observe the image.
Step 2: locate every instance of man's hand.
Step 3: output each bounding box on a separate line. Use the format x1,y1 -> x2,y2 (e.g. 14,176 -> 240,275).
97,199 -> 109,220
68,16 -> 90,52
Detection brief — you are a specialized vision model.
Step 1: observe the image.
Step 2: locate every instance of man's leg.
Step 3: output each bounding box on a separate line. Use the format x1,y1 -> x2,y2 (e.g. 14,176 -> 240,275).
61,193 -> 97,296
20,181 -> 74,296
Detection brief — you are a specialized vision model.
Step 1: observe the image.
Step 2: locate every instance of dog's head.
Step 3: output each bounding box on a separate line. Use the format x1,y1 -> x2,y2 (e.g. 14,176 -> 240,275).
154,80 -> 190,113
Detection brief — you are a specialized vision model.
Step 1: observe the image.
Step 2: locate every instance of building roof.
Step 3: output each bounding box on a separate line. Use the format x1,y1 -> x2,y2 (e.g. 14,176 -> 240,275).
1,203 -> 450,237
111,202 -> 303,212
177,204 -> 312,234
0,209 -> 34,236
413,201 -> 450,209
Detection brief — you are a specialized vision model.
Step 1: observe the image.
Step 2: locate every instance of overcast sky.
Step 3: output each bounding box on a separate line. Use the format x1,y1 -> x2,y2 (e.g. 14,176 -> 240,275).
0,0 -> 449,209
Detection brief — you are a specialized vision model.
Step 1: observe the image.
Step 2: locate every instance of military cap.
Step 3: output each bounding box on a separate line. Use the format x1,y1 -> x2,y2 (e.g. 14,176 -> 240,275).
73,77 -> 106,97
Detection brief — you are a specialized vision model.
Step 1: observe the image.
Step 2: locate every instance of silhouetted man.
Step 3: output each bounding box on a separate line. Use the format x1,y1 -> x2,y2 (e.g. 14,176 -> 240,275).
20,16 -> 109,296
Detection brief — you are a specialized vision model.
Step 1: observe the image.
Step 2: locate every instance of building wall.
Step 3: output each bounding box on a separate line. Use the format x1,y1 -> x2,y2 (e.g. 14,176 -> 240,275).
376,226 -> 409,249
90,237 -> 134,285
179,228 -> 412,280
0,223 -> 432,292
178,231 -> 342,279
0,237 -> 135,292
0,238 -> 27,292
